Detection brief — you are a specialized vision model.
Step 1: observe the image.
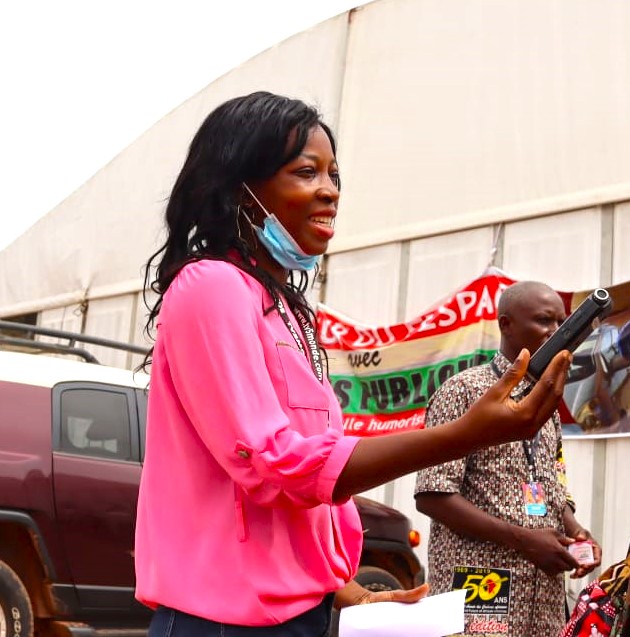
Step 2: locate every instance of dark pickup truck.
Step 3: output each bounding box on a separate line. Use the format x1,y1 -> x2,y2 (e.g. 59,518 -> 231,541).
0,322 -> 422,637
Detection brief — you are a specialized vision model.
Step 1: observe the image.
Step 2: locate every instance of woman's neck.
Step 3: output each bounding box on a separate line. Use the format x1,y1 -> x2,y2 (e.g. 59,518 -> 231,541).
252,245 -> 289,286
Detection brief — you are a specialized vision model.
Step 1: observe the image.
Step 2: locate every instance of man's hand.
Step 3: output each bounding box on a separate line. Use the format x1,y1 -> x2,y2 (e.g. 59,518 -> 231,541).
515,527 -> 579,576
568,527 -> 602,579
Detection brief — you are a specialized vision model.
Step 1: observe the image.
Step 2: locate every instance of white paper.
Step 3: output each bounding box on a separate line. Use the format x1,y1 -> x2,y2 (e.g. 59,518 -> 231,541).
339,589 -> 466,637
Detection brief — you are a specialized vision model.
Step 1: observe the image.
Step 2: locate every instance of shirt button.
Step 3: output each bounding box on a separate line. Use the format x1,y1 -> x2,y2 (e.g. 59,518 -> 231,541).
237,450 -> 249,458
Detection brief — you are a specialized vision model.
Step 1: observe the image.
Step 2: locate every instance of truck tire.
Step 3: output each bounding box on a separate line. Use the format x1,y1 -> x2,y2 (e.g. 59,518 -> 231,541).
0,561 -> 34,637
355,566 -> 404,592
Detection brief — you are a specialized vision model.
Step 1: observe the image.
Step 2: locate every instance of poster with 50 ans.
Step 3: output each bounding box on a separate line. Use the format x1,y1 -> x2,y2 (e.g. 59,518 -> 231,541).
316,267 -> 630,439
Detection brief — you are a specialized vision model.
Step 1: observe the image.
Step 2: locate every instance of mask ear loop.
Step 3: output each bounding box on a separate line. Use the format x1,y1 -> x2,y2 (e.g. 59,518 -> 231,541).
242,183 -> 272,219
238,204 -> 253,228
236,204 -> 257,251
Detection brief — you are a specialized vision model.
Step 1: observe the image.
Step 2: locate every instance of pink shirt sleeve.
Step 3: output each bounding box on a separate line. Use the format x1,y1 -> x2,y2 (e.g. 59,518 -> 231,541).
158,261 -> 359,507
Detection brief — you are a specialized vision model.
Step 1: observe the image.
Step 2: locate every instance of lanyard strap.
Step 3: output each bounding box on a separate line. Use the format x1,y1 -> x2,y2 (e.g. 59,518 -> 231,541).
522,438 -> 540,482
490,358 -> 540,481
276,298 -> 323,383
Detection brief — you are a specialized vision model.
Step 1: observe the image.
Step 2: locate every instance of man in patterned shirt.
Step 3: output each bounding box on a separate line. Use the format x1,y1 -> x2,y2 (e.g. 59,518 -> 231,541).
415,280 -> 602,637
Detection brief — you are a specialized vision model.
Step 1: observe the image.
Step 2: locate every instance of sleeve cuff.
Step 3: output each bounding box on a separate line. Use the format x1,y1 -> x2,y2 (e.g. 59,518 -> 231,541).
316,434 -> 362,504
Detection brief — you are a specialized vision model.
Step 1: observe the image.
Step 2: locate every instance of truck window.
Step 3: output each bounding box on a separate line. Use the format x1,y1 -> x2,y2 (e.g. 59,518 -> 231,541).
59,388 -> 132,461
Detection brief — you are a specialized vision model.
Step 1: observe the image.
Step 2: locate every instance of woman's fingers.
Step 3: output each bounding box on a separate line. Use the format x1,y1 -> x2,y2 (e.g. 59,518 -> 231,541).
387,582 -> 430,603
485,349 -> 530,401
365,583 -> 430,605
455,348 -> 571,449
521,350 -> 572,433
497,348 -> 530,397
491,349 -> 571,412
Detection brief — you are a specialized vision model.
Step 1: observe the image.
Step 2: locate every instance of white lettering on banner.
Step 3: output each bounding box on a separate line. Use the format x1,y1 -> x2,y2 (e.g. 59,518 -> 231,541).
437,304 -> 458,328
343,417 -> 366,432
417,312 -> 437,333
319,281 -> 512,350
378,326 -> 397,347
353,327 -> 376,349
366,412 -> 424,432
456,291 -> 476,321
318,318 -> 350,346
476,285 -> 494,317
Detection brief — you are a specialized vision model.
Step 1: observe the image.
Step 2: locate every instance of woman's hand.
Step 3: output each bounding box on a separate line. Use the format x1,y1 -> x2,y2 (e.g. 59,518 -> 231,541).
334,580 -> 430,609
356,583 -> 431,605
457,348 -> 572,449
333,349 -> 572,502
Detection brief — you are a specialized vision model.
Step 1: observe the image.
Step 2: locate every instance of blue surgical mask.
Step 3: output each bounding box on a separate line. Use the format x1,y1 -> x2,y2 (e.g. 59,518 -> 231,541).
242,183 -> 319,272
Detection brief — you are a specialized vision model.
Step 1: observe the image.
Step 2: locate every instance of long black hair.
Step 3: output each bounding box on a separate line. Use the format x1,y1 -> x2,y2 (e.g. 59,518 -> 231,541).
142,91 -> 336,369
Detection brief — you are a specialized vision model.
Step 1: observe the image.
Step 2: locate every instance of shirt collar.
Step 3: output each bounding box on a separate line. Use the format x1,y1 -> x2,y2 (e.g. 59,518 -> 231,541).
491,351 -> 533,398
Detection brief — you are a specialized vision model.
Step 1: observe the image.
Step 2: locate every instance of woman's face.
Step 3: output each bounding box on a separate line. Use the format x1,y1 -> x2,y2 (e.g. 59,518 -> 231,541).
247,125 -> 340,257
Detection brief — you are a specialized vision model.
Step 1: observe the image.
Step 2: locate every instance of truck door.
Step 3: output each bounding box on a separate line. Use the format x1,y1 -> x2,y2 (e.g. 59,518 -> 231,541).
52,382 -> 141,610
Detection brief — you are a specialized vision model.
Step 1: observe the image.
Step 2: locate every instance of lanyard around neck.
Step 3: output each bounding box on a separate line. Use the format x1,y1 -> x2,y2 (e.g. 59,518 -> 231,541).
276,298 -> 323,384
490,358 -> 540,481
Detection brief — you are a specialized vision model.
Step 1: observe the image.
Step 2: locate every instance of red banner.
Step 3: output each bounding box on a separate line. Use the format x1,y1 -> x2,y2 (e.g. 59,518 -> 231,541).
317,268 -> 630,438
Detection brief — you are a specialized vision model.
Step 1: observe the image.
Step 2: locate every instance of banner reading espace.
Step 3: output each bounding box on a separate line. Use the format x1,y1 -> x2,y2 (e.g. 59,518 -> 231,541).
316,268 -> 630,438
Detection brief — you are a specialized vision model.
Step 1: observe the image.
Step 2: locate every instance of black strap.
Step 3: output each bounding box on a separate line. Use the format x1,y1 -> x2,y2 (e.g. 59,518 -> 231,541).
490,358 -> 540,481
522,438 -> 540,482
276,298 -> 323,383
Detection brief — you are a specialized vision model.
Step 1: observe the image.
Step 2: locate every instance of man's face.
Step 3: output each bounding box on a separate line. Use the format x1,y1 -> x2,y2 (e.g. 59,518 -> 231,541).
501,288 -> 567,356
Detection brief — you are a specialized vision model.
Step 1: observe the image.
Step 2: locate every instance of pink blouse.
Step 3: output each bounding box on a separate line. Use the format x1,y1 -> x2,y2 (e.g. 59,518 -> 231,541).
134,260 -> 362,625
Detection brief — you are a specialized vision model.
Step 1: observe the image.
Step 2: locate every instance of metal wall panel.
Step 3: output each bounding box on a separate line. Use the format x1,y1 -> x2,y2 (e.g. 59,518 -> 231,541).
563,438 -> 598,603
503,209 -> 602,289
325,244 -> 402,325
128,290 -> 157,371
324,244 -> 403,502
564,436 -> 630,602
405,227 -> 496,319
83,295 -> 135,368
613,202 -> 630,284
38,305 -> 83,334
600,438 -> 630,572
36,305 -> 85,354
305,272 -> 324,310
334,0 -> 630,251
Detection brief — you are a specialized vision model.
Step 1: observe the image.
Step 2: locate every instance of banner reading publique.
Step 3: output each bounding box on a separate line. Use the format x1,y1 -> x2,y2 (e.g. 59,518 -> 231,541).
316,267 -> 630,439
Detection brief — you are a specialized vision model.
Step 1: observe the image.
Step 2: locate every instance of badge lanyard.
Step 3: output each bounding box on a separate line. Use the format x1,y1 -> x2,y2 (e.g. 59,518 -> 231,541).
276,298 -> 324,383
522,437 -> 541,483
490,359 -> 540,482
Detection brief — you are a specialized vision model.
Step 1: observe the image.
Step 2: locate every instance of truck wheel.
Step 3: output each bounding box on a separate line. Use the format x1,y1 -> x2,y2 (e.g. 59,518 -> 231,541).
355,566 -> 404,592
0,561 -> 34,637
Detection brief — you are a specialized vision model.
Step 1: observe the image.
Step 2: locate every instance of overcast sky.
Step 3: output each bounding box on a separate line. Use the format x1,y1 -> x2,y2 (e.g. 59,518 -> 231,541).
0,0 -> 367,251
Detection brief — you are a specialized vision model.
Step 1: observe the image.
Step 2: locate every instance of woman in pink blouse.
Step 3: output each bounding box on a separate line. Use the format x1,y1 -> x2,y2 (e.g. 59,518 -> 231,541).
134,91 -> 571,637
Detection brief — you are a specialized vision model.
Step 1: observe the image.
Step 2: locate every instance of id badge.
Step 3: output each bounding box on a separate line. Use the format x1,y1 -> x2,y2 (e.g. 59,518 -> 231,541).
522,481 -> 547,516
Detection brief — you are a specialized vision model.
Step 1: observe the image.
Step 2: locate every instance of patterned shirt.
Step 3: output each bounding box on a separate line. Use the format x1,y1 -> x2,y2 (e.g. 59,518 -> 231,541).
415,352 -> 572,637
